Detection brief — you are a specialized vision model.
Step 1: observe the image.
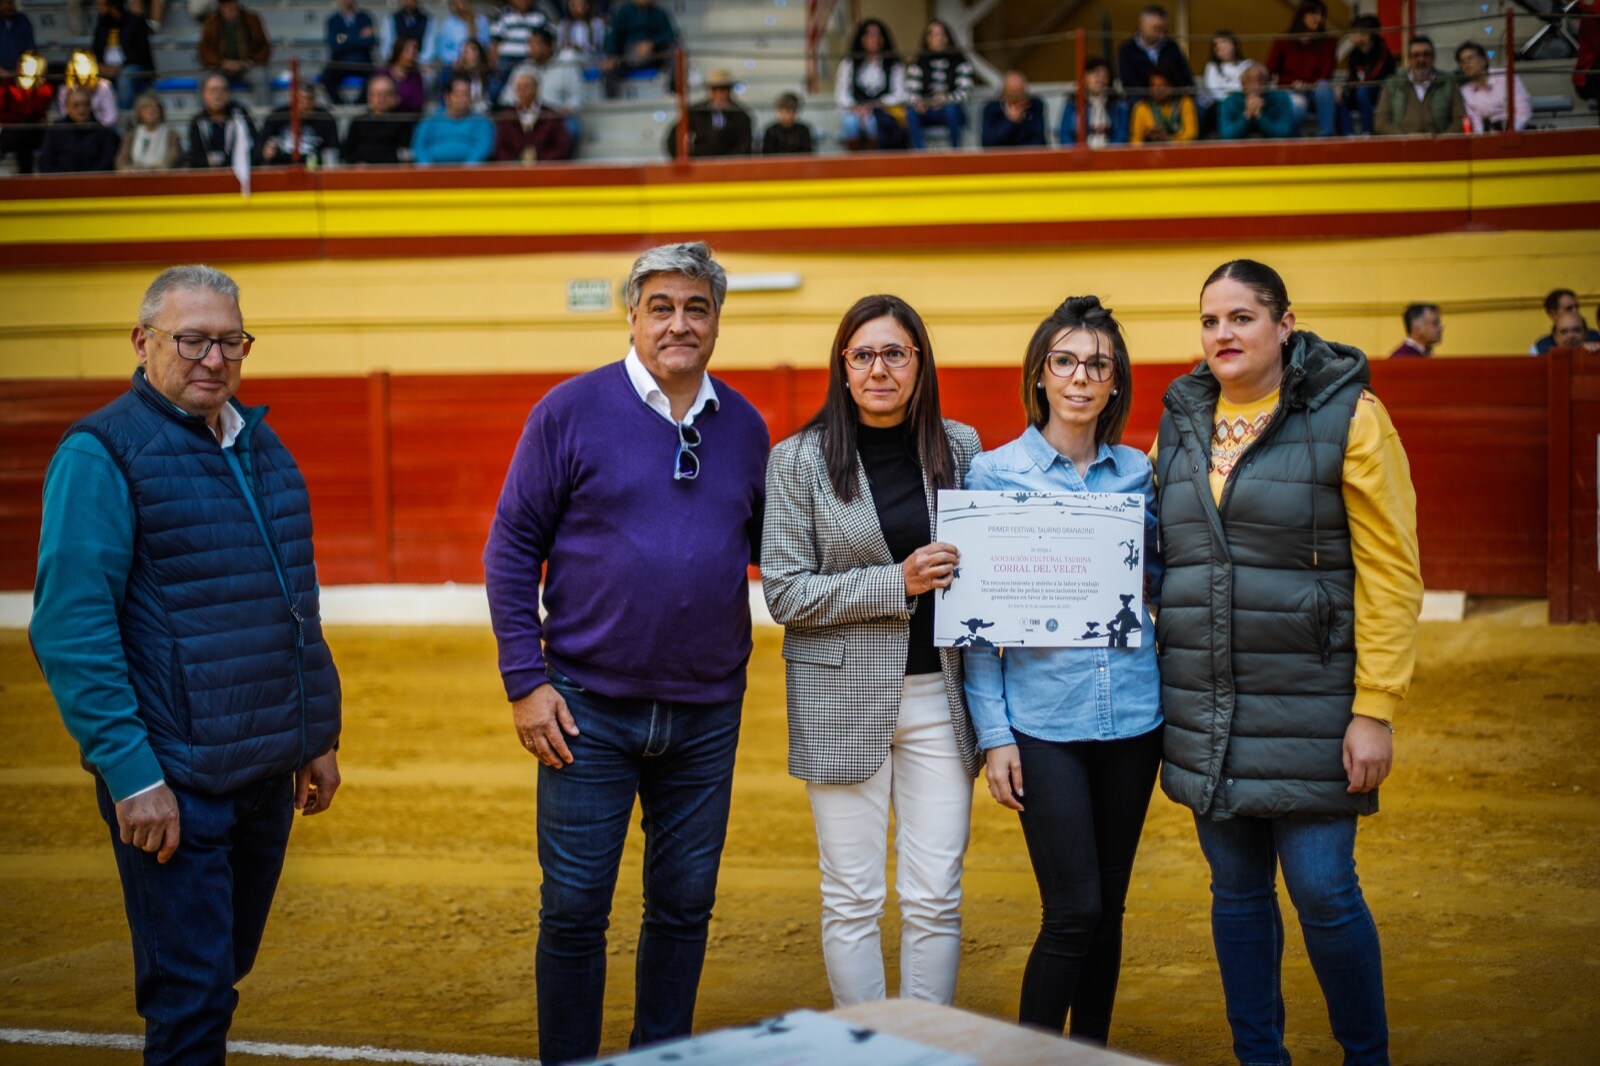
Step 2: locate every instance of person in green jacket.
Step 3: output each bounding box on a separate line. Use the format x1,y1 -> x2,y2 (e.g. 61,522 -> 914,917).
1374,34 -> 1465,135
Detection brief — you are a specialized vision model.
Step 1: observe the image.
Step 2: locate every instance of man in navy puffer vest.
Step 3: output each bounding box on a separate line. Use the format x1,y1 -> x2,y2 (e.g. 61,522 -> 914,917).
32,265 -> 342,1063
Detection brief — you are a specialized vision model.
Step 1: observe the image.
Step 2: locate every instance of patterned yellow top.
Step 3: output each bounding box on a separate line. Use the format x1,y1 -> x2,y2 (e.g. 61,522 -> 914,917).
1157,386 -> 1422,724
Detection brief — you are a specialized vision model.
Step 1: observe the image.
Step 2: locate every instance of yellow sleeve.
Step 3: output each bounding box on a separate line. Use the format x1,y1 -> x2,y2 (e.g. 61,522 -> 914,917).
1130,103 -> 1151,144
1176,98 -> 1199,141
1342,391 -> 1422,724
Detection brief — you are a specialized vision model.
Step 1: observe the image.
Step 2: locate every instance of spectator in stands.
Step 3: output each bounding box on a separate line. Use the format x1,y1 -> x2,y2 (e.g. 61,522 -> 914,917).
0,0 -> 36,84
666,68 -> 751,158
1531,290 -> 1600,354
494,68 -> 572,161
184,71 -> 255,168
905,19 -> 973,150
1576,0 -> 1599,105
342,73 -> 414,163
558,0 -> 604,71
257,79 -> 341,165
1391,303 -> 1441,357
93,0 -> 155,111
1060,56 -> 1129,147
603,0 -> 676,99
1267,0 -> 1344,137
322,0 -> 376,101
1129,64 -> 1196,144
423,0 -> 489,68
0,50 -> 52,174
384,36 -> 428,113
1118,5 -> 1193,95
412,72 -> 494,163
497,26 -> 582,125
981,70 -> 1045,148
761,91 -> 813,155
442,36 -> 493,110
1456,41 -> 1531,133
1219,62 -> 1295,140
1343,15 -> 1394,135
1548,311 -> 1600,352
59,50 -> 119,126
1375,35 -> 1464,135
39,86 -> 120,171
1201,30 -> 1249,125
835,17 -> 907,151
490,0 -> 549,92
198,0 -> 271,100
115,92 -> 181,169
378,0 -> 430,65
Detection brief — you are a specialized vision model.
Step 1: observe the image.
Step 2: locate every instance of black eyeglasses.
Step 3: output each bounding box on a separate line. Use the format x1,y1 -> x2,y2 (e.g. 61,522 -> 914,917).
673,421 -> 701,481
1044,351 -> 1115,382
144,325 -> 255,361
842,344 -> 918,371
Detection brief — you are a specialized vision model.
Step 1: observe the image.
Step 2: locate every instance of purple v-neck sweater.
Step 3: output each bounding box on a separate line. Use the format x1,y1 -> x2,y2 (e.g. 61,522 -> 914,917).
485,361 -> 769,704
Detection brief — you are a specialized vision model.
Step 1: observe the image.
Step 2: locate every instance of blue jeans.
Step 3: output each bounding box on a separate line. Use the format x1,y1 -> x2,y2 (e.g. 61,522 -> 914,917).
1193,812 -> 1388,1066
906,101 -> 965,148
95,772 -> 294,1065
536,668 -> 742,1064
1344,84 -> 1382,135
1288,83 -> 1349,137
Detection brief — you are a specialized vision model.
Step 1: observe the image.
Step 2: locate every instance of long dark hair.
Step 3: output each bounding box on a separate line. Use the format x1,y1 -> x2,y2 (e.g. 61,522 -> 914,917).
1201,259 -> 1291,322
802,294 -> 954,503
919,18 -> 961,59
849,18 -> 899,66
1286,0 -> 1329,36
1020,296 -> 1133,447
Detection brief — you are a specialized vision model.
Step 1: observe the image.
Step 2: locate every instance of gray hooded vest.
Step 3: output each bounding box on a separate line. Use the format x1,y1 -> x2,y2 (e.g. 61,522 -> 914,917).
1154,331 -> 1376,820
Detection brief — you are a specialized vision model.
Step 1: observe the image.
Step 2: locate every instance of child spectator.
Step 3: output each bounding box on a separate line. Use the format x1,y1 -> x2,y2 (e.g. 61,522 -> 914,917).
981,70 -> 1045,147
1343,15 -> 1394,134
1456,41 -> 1531,132
1218,62 -> 1296,140
835,17 -> 907,150
761,91 -> 814,155
905,18 -> 973,149
1060,56 -> 1129,146
1129,64 -> 1196,143
1267,0 -> 1343,136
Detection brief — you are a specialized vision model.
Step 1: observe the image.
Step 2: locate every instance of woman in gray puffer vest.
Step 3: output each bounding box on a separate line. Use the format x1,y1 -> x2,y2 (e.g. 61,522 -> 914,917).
1153,260 -> 1422,1066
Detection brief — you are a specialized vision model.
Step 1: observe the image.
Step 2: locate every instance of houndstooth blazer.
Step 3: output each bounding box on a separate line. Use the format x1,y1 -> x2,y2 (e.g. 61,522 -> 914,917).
762,419 -> 983,785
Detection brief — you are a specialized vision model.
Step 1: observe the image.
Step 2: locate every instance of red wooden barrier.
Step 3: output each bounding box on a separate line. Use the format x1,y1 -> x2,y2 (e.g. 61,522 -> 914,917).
0,358 -> 1555,600
1548,348 -> 1600,623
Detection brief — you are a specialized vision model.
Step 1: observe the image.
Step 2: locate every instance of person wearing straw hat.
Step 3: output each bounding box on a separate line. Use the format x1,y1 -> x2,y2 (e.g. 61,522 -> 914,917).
666,67 -> 753,158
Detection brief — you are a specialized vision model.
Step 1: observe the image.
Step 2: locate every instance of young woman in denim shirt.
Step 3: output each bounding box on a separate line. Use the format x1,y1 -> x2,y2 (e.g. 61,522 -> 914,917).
962,296 -> 1162,1044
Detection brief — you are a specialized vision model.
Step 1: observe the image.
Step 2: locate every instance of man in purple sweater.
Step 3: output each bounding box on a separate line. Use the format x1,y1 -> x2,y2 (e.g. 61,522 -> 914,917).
484,241 -> 769,1064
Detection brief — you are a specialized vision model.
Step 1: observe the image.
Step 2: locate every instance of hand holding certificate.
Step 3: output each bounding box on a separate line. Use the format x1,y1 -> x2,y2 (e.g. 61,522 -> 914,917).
933,489 -> 1146,648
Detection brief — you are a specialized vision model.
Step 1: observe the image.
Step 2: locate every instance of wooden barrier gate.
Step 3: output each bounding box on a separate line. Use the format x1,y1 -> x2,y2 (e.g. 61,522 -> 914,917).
1548,348 -> 1600,624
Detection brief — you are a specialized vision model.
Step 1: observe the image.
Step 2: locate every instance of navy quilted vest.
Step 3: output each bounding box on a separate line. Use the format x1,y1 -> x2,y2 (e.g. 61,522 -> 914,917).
68,372 -> 341,795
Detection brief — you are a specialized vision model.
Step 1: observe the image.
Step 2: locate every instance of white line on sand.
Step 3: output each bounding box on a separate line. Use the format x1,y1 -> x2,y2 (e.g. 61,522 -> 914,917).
0,1029 -> 538,1065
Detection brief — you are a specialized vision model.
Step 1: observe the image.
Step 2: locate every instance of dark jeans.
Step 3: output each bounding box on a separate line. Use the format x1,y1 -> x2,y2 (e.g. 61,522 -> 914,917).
906,101 -> 966,149
1193,812 -> 1388,1066
1014,726 -> 1162,1042
95,772 -> 294,1065
1344,84 -> 1383,135
536,668 -> 742,1064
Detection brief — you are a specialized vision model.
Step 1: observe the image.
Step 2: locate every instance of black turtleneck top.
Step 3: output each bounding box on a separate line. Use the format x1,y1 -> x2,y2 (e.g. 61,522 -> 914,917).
856,420 -> 940,676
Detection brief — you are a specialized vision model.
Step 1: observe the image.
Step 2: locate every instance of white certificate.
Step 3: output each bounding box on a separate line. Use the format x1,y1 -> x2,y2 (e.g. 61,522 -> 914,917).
934,490 -> 1146,649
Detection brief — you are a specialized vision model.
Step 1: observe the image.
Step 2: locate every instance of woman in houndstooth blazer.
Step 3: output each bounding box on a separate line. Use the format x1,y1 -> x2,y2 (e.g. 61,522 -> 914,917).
762,294 -> 981,1009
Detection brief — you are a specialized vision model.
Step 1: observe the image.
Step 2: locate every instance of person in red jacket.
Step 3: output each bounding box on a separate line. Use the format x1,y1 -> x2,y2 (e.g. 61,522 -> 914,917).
1575,0 -> 1599,104
1267,0 -> 1346,136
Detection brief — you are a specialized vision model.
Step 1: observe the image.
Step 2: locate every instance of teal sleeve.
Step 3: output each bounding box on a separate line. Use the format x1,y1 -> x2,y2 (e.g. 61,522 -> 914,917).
958,452 -> 1015,751
31,434 -> 165,801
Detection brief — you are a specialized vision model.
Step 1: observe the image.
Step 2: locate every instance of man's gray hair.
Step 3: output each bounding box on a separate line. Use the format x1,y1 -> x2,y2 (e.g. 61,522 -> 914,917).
138,265 -> 240,325
622,242 -> 727,311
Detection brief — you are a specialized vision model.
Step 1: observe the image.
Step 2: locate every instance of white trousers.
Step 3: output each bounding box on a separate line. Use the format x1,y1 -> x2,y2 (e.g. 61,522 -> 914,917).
806,672 -> 974,1007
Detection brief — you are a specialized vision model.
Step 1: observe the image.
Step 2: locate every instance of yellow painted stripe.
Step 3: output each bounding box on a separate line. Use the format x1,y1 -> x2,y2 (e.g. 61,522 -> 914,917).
1,153 -> 1594,247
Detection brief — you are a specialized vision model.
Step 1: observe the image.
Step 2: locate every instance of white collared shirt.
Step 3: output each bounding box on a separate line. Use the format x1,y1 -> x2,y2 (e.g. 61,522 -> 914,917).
624,348 -> 718,426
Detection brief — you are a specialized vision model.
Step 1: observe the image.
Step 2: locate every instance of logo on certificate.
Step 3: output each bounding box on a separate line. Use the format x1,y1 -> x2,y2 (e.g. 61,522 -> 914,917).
1045,618 -> 1059,632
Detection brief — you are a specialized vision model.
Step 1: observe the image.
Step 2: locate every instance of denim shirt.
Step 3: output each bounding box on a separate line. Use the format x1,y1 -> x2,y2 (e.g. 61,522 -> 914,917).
961,427 -> 1162,750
